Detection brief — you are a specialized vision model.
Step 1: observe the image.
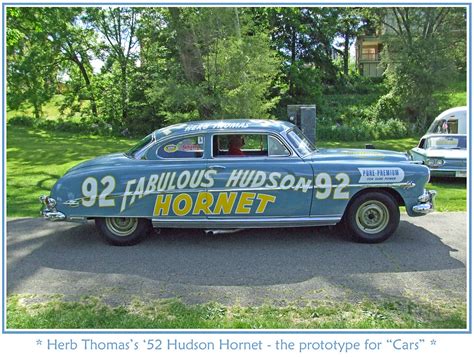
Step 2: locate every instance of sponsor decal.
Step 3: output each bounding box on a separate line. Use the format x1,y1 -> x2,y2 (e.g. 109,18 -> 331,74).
358,167 -> 405,183
163,144 -> 178,153
179,143 -> 202,151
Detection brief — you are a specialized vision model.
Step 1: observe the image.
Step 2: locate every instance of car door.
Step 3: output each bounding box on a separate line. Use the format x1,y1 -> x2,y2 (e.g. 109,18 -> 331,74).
207,132 -> 314,219
147,134 -> 211,220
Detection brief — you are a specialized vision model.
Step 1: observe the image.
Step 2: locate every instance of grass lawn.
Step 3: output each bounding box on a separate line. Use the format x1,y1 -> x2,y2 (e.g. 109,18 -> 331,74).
6,126 -> 466,217
6,95 -> 85,121
7,295 -> 466,329
6,126 -> 135,217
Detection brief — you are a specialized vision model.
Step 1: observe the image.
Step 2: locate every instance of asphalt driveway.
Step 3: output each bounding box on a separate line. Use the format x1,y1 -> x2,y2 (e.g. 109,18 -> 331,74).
6,212 -> 467,305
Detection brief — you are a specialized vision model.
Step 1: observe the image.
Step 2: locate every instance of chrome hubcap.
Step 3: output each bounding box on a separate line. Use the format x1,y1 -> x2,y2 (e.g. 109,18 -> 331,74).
105,217 -> 138,237
355,200 -> 389,234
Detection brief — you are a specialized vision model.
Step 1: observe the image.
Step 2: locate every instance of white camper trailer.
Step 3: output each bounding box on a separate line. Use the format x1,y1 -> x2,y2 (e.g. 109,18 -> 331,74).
427,106 -> 467,135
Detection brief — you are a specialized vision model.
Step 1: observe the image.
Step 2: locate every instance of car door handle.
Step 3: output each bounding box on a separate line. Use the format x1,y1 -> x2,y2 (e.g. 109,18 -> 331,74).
209,165 -> 226,170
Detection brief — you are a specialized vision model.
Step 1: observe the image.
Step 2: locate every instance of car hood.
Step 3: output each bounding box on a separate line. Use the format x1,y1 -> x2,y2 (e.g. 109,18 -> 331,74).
424,148 -> 467,159
307,148 -> 409,162
66,153 -> 131,174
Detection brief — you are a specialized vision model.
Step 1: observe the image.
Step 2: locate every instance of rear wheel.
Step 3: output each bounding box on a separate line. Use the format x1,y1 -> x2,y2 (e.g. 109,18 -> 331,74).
95,217 -> 151,246
344,191 -> 400,243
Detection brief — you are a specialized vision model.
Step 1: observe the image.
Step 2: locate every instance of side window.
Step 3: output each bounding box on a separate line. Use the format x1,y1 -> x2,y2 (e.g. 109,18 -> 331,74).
268,136 -> 290,156
213,134 -> 268,157
157,136 -> 204,159
447,119 -> 458,134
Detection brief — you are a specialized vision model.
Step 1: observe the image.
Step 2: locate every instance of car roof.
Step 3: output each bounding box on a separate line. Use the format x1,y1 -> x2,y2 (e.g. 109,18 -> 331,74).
152,119 -> 295,139
422,133 -> 466,139
433,106 -> 466,120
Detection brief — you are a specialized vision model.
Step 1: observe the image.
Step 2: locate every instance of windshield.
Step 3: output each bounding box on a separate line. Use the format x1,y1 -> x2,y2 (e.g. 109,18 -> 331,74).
428,118 -> 459,134
286,127 -> 316,156
126,134 -> 154,158
426,136 -> 466,150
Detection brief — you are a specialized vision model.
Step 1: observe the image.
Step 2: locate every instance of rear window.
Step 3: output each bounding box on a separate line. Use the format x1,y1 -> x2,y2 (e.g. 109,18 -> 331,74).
286,127 -> 315,156
157,136 -> 204,159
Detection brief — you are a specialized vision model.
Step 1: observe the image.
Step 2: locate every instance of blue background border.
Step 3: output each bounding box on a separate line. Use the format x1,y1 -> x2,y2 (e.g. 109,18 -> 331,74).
1,1 -> 472,335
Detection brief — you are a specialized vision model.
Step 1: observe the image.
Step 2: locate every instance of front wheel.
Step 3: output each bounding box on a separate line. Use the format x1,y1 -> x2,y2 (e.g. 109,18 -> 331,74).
95,217 -> 152,246
343,191 -> 400,244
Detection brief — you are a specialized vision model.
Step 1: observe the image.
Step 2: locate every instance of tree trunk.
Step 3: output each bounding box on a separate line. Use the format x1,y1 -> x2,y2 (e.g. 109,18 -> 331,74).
74,58 -> 98,117
168,7 -> 206,84
289,28 -> 297,97
343,32 -> 350,77
33,101 -> 41,119
120,64 -> 128,123
169,7 -> 210,118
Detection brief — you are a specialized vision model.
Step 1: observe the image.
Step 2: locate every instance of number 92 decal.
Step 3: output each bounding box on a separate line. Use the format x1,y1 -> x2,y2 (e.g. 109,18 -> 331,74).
81,176 -> 116,207
315,173 -> 350,200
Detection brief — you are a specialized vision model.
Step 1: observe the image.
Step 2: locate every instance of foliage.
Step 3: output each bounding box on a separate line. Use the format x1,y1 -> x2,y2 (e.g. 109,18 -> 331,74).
317,117 -> 409,141
5,6 -> 467,136
374,7 -> 466,131
6,8 -> 59,118
145,8 -> 283,126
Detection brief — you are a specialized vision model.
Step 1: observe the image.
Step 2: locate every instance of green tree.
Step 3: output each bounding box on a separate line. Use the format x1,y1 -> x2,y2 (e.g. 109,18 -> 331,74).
43,8 -> 100,117
142,7 -> 283,125
7,8 -> 100,118
262,7 -> 340,115
7,8 -> 58,118
86,7 -> 140,125
374,7 -> 466,130
334,8 -> 364,77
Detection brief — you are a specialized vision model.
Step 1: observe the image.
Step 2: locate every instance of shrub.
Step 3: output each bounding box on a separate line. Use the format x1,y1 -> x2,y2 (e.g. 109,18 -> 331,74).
7,115 -> 118,137
7,115 -> 36,127
317,117 -> 409,141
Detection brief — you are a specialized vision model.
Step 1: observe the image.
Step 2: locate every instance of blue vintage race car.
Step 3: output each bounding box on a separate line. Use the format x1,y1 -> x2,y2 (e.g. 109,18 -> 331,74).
40,119 -> 436,245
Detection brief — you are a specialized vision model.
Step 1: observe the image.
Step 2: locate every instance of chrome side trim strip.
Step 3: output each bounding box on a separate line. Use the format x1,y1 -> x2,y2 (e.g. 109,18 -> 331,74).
151,216 -> 342,229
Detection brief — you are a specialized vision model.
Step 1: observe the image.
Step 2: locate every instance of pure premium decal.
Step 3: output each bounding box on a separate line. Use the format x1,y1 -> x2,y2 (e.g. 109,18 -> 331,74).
358,167 -> 405,183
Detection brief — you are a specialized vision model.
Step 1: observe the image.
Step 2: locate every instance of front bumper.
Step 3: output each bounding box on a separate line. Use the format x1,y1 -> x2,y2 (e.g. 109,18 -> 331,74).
40,195 -> 66,221
412,189 -> 437,214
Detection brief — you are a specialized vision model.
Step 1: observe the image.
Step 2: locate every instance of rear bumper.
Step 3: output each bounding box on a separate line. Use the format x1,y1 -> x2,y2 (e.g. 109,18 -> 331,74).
412,190 -> 437,214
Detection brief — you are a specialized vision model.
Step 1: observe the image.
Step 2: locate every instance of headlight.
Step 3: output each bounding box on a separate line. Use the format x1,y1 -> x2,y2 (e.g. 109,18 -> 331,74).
425,158 -> 445,167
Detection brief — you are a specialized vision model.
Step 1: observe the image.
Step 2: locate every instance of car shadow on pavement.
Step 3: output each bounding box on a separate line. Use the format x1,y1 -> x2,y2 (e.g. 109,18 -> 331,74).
6,218 -> 465,294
